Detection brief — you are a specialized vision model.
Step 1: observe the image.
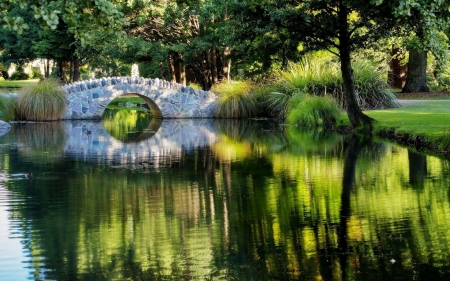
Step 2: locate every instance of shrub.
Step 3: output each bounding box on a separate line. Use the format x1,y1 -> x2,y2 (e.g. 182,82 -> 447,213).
212,80 -> 258,118
9,71 -> 29,80
16,78 -> 66,121
0,94 -> 18,121
286,94 -> 341,128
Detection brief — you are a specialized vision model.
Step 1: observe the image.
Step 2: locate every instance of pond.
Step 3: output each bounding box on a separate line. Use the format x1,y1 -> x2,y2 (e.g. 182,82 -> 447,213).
0,112 -> 450,280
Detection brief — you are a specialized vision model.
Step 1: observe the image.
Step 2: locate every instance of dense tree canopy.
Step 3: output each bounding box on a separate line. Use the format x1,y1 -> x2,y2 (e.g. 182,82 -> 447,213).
1,0 -> 127,45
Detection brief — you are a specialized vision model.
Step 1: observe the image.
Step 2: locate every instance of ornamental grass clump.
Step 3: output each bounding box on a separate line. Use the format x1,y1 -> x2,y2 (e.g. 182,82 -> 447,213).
0,94 -> 18,121
286,94 -> 341,128
212,80 -> 258,118
16,78 -> 66,121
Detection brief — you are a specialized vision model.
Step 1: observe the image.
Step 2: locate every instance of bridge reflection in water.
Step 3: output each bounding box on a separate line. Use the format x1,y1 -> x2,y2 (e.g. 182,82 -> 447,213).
63,118 -> 222,167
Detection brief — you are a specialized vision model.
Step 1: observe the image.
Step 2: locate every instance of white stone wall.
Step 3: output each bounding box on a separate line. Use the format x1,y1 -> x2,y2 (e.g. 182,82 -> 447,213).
62,77 -> 217,119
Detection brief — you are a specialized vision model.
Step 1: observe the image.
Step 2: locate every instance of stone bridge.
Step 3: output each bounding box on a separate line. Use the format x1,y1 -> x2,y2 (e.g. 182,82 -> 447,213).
62,77 -> 217,119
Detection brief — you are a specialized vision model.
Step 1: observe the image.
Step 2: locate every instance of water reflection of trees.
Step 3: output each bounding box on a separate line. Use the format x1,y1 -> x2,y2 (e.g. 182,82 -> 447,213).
3,124 -> 450,280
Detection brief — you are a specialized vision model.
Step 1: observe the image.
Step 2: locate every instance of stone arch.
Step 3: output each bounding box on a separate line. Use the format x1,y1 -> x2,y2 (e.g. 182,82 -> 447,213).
62,77 -> 217,120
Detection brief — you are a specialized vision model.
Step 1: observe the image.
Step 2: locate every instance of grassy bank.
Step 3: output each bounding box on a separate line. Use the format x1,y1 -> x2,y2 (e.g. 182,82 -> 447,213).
338,101 -> 450,153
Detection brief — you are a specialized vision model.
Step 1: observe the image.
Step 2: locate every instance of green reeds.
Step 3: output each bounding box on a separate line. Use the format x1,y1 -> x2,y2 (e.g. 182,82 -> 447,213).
212,81 -> 258,118
16,78 -> 66,121
0,94 -> 18,121
286,94 -> 341,128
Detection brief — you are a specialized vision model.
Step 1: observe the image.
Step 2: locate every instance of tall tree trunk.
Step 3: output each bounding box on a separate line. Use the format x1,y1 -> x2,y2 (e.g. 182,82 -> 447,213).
211,47 -> 218,84
59,61 -> 68,84
168,55 -> 176,83
158,61 -> 167,80
44,59 -> 50,78
73,58 -> 80,82
222,47 -> 231,82
69,60 -> 75,83
389,47 -> 407,89
179,54 -> 186,87
402,49 -> 429,93
338,2 -> 373,129
205,50 -> 212,88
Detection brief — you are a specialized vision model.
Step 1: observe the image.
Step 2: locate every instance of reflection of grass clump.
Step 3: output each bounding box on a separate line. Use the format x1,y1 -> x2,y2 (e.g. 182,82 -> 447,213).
0,94 -> 17,121
286,94 -> 341,128
212,81 -> 258,118
285,126 -> 344,154
16,78 -> 66,121
15,122 -> 66,157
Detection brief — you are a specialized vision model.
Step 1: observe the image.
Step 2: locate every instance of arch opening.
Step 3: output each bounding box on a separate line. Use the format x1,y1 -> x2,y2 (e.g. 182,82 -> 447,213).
101,93 -> 163,142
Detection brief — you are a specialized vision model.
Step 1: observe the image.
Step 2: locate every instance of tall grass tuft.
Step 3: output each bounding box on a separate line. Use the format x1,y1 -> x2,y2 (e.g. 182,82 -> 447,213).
286,94 -> 341,128
0,94 -> 18,121
16,78 -> 66,121
212,81 -> 258,118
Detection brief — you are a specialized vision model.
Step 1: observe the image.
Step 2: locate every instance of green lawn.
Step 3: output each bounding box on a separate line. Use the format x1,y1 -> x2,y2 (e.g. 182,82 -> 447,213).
0,79 -> 39,88
366,101 -> 450,151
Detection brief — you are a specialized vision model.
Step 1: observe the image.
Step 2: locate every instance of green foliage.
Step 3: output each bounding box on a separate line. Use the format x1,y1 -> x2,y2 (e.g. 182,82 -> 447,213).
0,7 -> 39,66
1,0 -> 127,47
286,95 -> 341,128
0,94 -> 17,121
212,81 -> 258,118
16,78 -> 66,121
9,71 -> 29,80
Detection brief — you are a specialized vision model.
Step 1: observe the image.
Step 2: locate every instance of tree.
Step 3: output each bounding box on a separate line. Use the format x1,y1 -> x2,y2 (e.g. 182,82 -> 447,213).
229,1 -> 404,129
0,7 -> 40,70
1,0 -> 127,47
377,0 -> 450,92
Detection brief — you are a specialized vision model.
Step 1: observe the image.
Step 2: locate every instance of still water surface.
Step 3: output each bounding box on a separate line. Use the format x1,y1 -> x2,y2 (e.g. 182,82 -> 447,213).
0,114 -> 450,280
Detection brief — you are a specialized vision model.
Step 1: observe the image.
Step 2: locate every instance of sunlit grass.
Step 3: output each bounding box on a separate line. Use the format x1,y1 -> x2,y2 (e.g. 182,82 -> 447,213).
365,101 -> 450,150
108,95 -> 146,107
0,79 -> 39,88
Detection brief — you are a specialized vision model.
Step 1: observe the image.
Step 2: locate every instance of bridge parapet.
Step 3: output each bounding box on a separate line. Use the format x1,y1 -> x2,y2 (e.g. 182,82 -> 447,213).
62,77 -> 217,119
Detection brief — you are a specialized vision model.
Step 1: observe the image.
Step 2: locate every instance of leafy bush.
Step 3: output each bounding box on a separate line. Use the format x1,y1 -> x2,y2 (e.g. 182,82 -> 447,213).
16,78 -> 66,121
0,94 -> 18,121
9,71 -> 29,80
286,94 -> 341,128
212,80 -> 259,118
